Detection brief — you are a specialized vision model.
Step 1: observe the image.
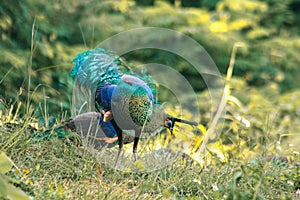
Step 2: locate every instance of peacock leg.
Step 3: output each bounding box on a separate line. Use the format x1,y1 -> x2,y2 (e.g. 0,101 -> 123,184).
133,129 -> 141,161
111,119 -> 123,169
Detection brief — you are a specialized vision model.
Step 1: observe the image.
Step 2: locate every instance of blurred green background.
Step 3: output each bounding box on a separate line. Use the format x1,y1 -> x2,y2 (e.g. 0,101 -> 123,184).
1,0 -> 300,121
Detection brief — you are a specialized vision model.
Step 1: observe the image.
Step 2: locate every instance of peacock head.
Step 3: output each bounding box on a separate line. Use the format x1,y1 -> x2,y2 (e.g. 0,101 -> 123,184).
164,116 -> 198,135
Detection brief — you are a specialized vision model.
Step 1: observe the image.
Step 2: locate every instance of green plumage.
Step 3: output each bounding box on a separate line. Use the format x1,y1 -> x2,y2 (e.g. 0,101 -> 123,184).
70,48 -> 126,88
111,75 -> 154,128
70,48 -> 160,130
70,48 -> 156,94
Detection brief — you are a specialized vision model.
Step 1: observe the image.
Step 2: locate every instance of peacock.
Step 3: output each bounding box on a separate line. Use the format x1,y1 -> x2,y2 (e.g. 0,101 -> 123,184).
69,48 -> 197,168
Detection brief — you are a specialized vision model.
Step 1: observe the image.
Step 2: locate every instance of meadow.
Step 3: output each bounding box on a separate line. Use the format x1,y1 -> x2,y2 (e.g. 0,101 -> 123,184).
1,0 -> 300,199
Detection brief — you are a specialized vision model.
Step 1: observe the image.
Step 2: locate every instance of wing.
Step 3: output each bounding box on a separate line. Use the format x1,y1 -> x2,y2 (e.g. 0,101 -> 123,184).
70,48 -> 127,114
65,112 -> 134,148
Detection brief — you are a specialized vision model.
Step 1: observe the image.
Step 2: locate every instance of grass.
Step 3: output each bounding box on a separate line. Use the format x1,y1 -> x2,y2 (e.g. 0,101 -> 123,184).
0,115 -> 299,199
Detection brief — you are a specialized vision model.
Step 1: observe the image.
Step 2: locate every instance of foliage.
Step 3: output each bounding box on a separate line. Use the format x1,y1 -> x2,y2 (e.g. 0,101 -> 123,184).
0,0 -> 300,198
1,0 -> 300,116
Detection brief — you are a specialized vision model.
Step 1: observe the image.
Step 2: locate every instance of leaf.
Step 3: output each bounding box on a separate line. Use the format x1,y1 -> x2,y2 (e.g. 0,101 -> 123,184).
0,152 -> 13,174
209,21 -> 228,33
35,163 -> 41,171
198,124 -> 207,135
227,95 -> 244,109
0,174 -> 8,197
0,173 -> 30,200
134,160 -> 146,172
5,182 -> 30,200
234,171 -> 243,184
0,153 -> 30,199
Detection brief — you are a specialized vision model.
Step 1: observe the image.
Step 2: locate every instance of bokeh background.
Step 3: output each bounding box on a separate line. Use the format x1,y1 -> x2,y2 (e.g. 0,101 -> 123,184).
1,0 -> 300,142
1,0 -> 300,198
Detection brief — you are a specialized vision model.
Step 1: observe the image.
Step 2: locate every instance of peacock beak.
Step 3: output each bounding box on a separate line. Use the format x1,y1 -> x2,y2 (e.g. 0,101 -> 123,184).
164,118 -> 174,135
164,116 -> 198,135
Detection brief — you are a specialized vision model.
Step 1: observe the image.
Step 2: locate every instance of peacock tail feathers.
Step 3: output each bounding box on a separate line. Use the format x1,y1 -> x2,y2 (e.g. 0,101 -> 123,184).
70,48 -> 157,98
70,48 -> 128,89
